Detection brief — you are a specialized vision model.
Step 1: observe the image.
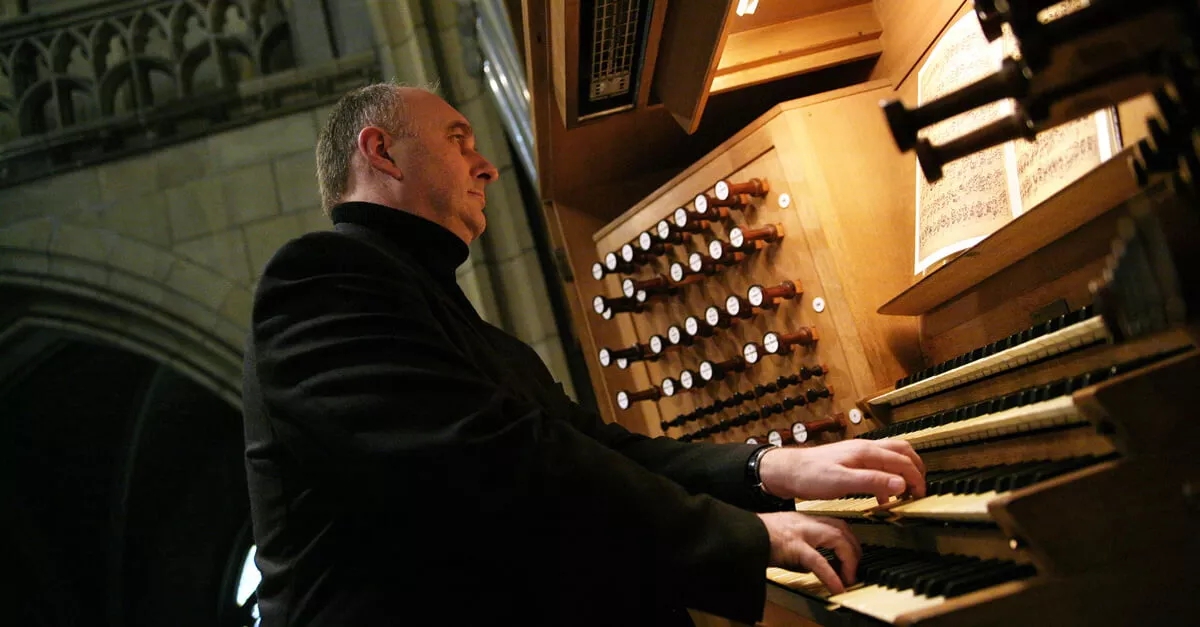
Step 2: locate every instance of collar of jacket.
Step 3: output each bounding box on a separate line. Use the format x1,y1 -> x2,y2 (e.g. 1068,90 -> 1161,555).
330,201 -> 470,282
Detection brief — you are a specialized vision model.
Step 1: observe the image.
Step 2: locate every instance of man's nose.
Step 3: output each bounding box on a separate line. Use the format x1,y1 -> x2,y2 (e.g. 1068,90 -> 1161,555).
473,153 -> 500,183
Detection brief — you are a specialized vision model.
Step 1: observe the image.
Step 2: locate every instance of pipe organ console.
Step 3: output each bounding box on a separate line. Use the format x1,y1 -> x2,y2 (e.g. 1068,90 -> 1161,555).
552,2 -> 1199,625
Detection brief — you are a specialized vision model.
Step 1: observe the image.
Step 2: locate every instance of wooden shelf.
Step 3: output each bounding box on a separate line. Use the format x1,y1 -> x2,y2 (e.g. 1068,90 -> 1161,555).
877,148 -> 1142,316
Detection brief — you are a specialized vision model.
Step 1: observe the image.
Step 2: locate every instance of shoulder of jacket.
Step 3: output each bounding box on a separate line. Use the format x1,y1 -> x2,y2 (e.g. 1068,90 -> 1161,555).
259,229 -> 414,281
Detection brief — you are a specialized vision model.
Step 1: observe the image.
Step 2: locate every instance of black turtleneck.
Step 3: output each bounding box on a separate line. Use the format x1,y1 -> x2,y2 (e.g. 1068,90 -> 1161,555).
330,201 -> 469,286
243,199 -> 774,626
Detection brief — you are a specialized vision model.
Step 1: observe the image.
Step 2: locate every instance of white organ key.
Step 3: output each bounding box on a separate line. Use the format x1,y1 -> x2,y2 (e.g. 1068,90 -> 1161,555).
869,316 -> 1109,406
827,585 -> 947,624
887,492 -> 997,522
893,395 -> 1083,450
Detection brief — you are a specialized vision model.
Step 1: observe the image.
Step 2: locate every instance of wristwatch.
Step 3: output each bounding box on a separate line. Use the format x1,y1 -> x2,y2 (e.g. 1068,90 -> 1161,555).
745,444 -> 791,511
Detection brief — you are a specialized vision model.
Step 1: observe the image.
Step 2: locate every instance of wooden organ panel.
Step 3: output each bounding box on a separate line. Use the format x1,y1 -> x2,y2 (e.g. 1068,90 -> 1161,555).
521,1 -> 1200,624
585,81 -> 922,444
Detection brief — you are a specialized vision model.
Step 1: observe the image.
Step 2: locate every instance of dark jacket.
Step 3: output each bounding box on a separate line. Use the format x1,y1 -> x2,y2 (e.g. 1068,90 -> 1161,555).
242,201 -> 779,626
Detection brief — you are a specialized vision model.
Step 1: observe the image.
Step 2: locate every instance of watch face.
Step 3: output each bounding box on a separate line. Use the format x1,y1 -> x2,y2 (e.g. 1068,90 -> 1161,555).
593,295 -> 606,314
657,220 -> 672,240
620,243 -> 635,263
699,361 -> 714,381
694,194 -> 708,214
743,342 -> 759,364
768,431 -> 783,447
591,262 -> 604,280
730,227 -> 744,248
705,307 -> 720,326
680,371 -> 694,389
708,239 -> 723,259
715,180 -> 730,201
622,278 -> 636,298
725,295 -> 741,316
763,332 -> 780,354
617,391 -> 630,409
685,317 -> 700,336
662,378 -> 676,396
673,207 -> 689,228
650,336 -> 663,353
792,422 -> 808,443
598,348 -> 611,366
604,252 -> 618,270
670,262 -> 685,282
668,326 -> 682,344
638,231 -> 653,251
689,253 -> 704,273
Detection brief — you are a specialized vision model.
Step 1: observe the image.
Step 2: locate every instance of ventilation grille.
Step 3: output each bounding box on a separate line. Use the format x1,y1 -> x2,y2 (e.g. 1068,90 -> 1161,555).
578,0 -> 652,120
588,0 -> 641,100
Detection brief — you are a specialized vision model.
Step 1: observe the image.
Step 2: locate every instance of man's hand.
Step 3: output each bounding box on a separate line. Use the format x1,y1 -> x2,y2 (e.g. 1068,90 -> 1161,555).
758,439 -> 926,503
757,512 -> 860,594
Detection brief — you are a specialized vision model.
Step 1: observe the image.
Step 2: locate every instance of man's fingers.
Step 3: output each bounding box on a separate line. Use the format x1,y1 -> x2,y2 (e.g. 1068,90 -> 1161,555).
814,520 -> 860,586
875,438 -> 926,476
839,468 -> 908,502
861,448 -> 927,498
796,544 -> 845,595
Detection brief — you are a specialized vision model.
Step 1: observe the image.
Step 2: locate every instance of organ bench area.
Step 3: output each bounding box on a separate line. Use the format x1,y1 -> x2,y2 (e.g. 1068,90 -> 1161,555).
575,61 -> 1199,627
519,1 -> 1200,624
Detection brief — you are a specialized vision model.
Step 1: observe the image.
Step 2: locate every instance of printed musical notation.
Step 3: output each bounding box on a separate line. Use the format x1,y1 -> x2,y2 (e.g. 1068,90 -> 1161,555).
913,8 -> 1118,274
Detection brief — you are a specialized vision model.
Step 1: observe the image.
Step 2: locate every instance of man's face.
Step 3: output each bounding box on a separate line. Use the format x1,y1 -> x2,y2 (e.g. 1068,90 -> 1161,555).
391,91 -> 499,242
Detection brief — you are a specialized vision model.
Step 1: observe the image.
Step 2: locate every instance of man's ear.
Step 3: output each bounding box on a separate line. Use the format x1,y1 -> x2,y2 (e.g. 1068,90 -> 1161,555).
357,126 -> 403,180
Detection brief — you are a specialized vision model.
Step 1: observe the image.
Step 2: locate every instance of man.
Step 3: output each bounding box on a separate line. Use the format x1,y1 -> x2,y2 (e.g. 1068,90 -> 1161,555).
242,83 -> 926,626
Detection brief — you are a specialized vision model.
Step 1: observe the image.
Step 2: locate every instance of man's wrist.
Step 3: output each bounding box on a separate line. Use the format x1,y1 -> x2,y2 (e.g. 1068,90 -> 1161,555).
746,445 -> 790,511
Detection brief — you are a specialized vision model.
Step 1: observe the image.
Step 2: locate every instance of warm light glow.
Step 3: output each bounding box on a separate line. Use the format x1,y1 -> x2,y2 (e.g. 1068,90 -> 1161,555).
735,0 -> 759,16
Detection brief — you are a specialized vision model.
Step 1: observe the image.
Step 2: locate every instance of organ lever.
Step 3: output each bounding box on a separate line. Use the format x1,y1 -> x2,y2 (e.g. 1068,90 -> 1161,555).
673,207 -> 712,233
747,280 -> 801,309
790,415 -> 844,444
695,192 -> 749,216
715,177 -> 769,200
882,57 -> 1031,152
763,328 -> 819,353
636,231 -> 667,255
619,242 -> 654,265
597,343 -> 653,367
617,386 -> 661,410
706,240 -> 748,266
915,110 -> 1037,182
655,219 -> 686,244
729,224 -> 784,249
684,314 -> 716,338
725,294 -> 757,320
660,376 -> 682,397
742,341 -> 762,365
678,369 -> 707,390
666,324 -> 695,347
699,356 -> 747,382
647,334 -> 678,356
687,252 -> 723,275
704,305 -> 736,330
592,294 -> 643,315
602,252 -> 635,275
669,261 -> 705,286
622,275 -> 674,298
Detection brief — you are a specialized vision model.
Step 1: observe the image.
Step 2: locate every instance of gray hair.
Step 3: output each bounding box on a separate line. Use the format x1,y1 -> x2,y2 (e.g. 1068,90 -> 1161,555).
314,81 -> 439,213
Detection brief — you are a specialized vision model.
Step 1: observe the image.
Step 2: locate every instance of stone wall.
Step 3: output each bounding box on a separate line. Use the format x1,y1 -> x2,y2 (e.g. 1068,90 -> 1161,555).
0,0 -> 577,403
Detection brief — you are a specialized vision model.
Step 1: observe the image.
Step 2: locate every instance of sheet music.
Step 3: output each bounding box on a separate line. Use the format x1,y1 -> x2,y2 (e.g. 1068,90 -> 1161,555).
913,3 -> 1117,273
1012,111 -> 1116,213
914,14 -> 1013,274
